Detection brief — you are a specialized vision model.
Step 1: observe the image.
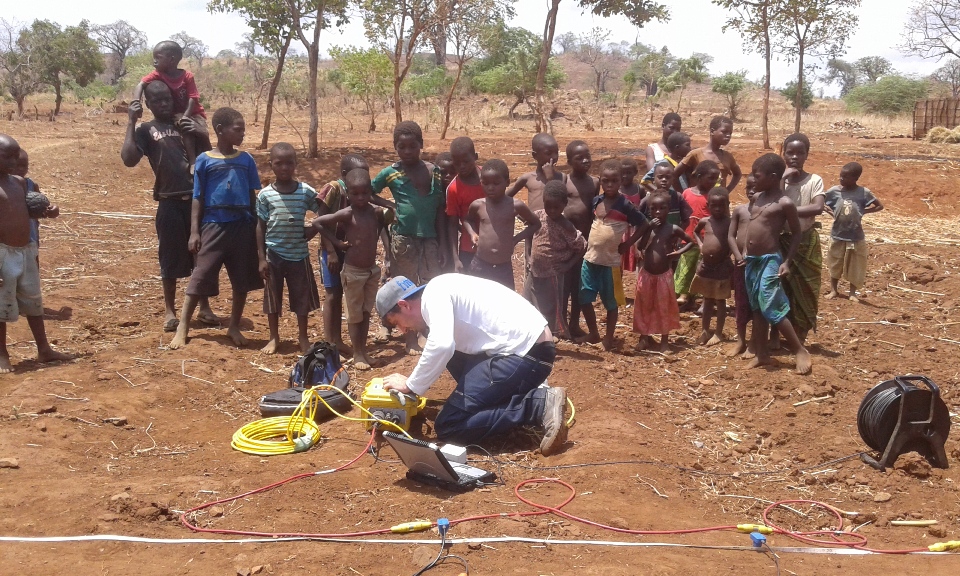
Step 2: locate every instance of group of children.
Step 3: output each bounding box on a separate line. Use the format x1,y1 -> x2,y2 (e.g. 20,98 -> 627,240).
0,40 -> 886,377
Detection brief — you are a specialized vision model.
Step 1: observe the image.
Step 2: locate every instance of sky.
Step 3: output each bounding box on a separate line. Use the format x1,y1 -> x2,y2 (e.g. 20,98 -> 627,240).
11,0 -> 947,96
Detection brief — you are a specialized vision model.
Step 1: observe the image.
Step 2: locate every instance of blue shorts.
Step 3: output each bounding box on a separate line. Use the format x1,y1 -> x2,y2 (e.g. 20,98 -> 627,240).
319,249 -> 344,291
745,253 -> 791,325
579,261 -> 625,312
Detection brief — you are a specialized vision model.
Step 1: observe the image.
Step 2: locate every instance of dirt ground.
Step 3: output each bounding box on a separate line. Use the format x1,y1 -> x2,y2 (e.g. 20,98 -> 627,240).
2,105 -> 960,576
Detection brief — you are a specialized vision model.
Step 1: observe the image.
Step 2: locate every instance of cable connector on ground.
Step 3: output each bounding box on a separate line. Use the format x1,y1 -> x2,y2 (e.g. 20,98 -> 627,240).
436,518 -> 450,538
391,521 -> 434,534
737,524 -> 773,535
749,531 -> 767,549
929,540 -> 960,552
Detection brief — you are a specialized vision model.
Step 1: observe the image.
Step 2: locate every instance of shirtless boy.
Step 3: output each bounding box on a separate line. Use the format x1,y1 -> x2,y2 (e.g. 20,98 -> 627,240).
313,169 -> 391,370
464,159 -> 540,290
0,135 -> 71,372
691,187 -> 733,346
633,192 -> 694,353
563,140 -> 599,338
507,133 -> 564,299
729,154 -> 812,375
726,174 -> 757,358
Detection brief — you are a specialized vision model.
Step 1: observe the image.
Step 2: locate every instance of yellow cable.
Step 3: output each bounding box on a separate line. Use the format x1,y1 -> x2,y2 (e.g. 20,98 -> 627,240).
566,397 -> 576,428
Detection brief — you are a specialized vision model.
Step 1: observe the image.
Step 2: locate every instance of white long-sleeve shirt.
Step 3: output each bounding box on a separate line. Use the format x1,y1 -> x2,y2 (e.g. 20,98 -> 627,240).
405,274 -> 548,396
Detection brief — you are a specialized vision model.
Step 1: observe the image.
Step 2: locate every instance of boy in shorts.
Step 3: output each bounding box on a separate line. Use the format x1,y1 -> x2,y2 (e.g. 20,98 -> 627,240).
824,162 -> 883,302
691,187 -> 733,346
728,154 -> 811,375
169,107 -> 264,350
580,159 -> 650,350
256,142 -> 322,354
0,135 -> 71,373
445,137 -> 485,273
313,169 -> 391,370
122,81 -> 217,332
563,139 -> 599,338
132,41 -> 210,169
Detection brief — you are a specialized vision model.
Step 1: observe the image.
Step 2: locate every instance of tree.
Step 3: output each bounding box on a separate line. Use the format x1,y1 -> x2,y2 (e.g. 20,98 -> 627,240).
772,0 -> 860,132
283,0 -> 349,158
207,0 -> 299,150
822,57 -> 859,96
361,0 -> 440,124
845,75 -> 929,115
554,31 -> 578,53
170,31 -> 208,69
901,0 -> 960,60
574,27 -> 613,98
440,0 -> 514,139
92,20 -> 147,83
624,44 -> 673,98
0,19 -> 42,116
532,0 -> 669,133
932,59 -> 960,96
19,19 -> 103,115
780,78 -> 814,110
656,55 -> 709,112
330,46 -> 392,131
235,33 -> 256,66
712,70 -> 749,119
854,56 -> 894,83
713,0 -> 776,149
471,26 -> 564,118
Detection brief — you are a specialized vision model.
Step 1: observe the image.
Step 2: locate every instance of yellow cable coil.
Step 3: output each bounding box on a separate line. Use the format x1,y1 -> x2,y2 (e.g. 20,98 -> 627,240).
231,384 -> 414,456
231,382 -> 577,456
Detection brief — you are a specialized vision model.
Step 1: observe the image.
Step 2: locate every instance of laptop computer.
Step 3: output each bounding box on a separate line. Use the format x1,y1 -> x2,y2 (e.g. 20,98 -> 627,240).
382,431 -> 496,492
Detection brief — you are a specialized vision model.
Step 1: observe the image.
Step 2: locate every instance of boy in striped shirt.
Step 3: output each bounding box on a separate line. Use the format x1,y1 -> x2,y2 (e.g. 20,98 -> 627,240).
256,142 -> 322,354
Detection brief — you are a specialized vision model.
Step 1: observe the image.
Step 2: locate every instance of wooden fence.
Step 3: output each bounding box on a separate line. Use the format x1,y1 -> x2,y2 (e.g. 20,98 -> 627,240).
913,98 -> 960,139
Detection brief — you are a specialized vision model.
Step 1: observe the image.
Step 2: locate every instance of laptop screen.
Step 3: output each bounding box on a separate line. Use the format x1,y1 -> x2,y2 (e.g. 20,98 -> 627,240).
383,432 -> 460,483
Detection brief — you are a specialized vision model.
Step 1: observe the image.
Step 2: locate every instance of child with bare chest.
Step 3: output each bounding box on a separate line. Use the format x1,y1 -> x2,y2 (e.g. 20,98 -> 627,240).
563,140 -> 599,337
314,169 -> 391,370
729,154 -> 811,375
465,160 -> 540,290
725,175 -> 757,358
633,192 -> 694,353
691,188 -> 733,346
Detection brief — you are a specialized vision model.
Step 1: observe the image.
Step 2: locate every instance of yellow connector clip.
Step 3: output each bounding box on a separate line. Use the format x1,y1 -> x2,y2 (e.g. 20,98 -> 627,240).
737,524 -> 773,535
929,541 -> 960,552
391,521 -> 434,534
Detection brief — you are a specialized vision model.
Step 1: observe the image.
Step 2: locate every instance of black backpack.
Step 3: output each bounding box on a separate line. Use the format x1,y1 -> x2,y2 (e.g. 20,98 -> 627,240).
258,341 -> 351,421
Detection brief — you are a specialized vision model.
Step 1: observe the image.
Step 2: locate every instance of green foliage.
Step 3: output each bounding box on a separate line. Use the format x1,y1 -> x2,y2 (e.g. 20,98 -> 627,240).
66,79 -> 120,105
329,45 -> 392,130
118,48 -> 154,94
207,0 -> 296,56
14,19 -> 104,113
578,0 -> 670,28
780,80 -> 814,110
624,44 -> 674,97
844,75 -> 929,116
822,57 -> 859,96
711,70 -> 749,119
853,56 -> 893,83
404,62 -> 451,101
469,26 -> 564,110
657,55 -> 709,111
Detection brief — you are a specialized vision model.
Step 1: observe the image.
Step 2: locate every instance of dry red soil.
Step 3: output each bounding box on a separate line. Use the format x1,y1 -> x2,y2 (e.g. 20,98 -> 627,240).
2,109 -> 960,575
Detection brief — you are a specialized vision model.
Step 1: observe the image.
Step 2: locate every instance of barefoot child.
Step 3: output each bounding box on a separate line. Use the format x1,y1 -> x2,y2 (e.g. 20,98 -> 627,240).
778,133 -> 825,343
824,162 -> 882,302
563,140 -> 599,338
121,81 -> 217,332
169,107 -> 264,350
132,41 -> 210,168
633,192 -> 694,352
314,169 -> 392,370
580,160 -> 650,350
372,121 -> 446,355
507,133 -> 565,300
256,143 -> 322,354
691,187 -> 733,346
675,160 -> 721,309
672,116 -> 741,193
729,154 -> 811,375
0,135 -> 71,373
463,160 -> 540,290
445,137 -> 485,272
530,181 -> 587,339
725,175 -> 757,358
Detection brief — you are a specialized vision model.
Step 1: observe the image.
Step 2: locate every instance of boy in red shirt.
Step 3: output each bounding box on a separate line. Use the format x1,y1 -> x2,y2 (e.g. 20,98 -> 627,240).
445,137 -> 485,272
132,41 -> 210,169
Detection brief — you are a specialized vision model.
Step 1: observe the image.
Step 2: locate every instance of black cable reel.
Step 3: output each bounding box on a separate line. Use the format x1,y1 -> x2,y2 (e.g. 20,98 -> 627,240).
857,375 -> 951,471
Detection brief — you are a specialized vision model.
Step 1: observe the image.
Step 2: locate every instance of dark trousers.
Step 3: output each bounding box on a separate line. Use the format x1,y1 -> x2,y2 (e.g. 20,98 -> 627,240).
434,342 -> 555,444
